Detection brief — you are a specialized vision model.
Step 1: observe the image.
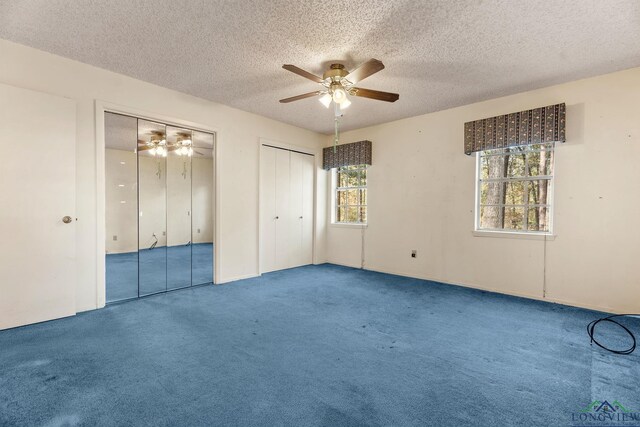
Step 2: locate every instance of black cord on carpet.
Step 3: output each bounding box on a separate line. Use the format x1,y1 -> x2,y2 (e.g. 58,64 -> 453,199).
587,314 -> 638,355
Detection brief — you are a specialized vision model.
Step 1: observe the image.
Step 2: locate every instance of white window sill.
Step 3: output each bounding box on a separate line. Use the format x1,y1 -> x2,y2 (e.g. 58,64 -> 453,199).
330,222 -> 368,229
472,230 -> 555,241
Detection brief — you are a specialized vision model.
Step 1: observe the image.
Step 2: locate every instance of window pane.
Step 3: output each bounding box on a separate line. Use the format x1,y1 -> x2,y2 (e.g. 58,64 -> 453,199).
528,207 -> 550,232
346,189 -> 359,205
480,181 -> 504,206
505,151 -> 526,178
527,179 -> 551,205
527,149 -> 553,177
338,172 -> 348,188
337,190 -> 347,206
484,155 -> 508,179
504,180 -> 525,205
360,189 -> 367,205
360,207 -> 367,223
360,168 -> 367,186
346,207 -> 358,222
337,207 -> 345,222
503,206 -> 525,231
346,171 -> 359,187
479,205 -> 503,229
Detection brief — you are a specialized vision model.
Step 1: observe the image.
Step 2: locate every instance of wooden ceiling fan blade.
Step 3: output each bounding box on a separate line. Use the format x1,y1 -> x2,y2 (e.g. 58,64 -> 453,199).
279,91 -> 321,103
352,87 -> 399,102
282,64 -> 323,83
346,59 -> 385,84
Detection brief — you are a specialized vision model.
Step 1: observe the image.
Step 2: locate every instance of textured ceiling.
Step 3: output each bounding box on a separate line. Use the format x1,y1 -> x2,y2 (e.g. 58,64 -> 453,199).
2,0 -> 640,134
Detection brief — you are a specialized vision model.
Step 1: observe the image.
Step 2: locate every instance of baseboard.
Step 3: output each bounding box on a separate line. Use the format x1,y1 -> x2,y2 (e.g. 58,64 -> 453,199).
217,273 -> 260,284
341,264 -> 621,315
325,259 -> 362,269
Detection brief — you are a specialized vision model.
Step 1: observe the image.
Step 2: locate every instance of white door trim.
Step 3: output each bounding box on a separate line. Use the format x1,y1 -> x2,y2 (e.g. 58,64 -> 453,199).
95,100 -> 221,308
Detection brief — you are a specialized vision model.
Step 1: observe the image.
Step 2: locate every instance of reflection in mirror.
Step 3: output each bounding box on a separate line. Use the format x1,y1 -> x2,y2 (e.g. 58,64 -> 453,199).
192,131 -> 214,285
105,113 -> 139,302
138,119 -> 167,296
166,127 -> 192,290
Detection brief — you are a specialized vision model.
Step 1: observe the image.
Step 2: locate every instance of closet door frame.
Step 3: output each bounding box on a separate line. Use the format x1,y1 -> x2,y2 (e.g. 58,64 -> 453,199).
96,101 -> 220,309
258,138 -> 317,275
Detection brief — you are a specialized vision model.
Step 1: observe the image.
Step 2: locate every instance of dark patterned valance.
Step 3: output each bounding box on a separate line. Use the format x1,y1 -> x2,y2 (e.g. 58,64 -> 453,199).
323,140 -> 372,170
464,103 -> 566,155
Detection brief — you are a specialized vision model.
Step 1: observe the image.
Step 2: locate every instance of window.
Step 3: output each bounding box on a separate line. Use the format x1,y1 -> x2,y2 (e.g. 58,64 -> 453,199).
476,143 -> 554,233
334,165 -> 367,224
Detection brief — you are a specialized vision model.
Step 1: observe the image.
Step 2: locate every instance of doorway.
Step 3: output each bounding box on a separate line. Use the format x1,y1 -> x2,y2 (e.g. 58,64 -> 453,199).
104,112 -> 215,303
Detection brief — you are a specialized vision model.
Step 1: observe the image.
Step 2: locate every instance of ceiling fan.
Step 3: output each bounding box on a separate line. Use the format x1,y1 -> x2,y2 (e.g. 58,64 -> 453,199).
279,58 -> 399,109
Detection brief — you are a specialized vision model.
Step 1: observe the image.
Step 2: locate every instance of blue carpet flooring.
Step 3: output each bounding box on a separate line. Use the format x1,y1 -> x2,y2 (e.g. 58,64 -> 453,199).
1,264 -> 639,426
106,243 -> 213,302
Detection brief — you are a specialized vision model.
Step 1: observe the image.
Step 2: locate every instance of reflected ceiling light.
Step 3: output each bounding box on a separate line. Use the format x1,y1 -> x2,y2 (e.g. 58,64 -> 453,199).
118,184 -> 125,187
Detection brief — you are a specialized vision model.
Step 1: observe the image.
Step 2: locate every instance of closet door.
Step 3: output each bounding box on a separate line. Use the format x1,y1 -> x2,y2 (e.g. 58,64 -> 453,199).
274,148 -> 291,271
260,146 -> 277,272
288,152 -> 303,267
299,153 -> 314,265
289,152 -> 314,267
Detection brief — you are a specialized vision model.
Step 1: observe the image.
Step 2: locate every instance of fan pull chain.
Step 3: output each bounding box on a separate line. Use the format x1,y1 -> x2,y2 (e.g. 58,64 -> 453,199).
334,115 -> 339,152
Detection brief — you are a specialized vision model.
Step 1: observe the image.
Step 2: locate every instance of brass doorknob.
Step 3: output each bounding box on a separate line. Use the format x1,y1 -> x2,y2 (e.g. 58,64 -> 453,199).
62,216 -> 73,224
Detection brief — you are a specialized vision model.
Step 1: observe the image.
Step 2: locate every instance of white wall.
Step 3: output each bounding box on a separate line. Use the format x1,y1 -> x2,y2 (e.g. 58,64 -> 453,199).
327,67 -> 640,314
0,39 -> 327,312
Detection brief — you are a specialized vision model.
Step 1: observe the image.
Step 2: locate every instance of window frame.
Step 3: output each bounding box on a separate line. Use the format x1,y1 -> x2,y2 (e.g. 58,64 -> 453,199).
332,164 -> 368,226
474,143 -> 555,236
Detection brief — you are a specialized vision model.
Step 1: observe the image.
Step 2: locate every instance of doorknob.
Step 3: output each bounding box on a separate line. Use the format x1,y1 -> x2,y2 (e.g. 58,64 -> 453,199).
299,216 -> 303,219
62,216 -> 73,224
275,216 -> 279,220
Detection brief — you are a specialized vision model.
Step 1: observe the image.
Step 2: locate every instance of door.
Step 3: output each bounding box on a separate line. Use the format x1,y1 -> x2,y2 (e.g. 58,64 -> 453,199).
260,146 -> 278,272
274,149 -> 291,271
261,145 -> 314,273
138,119 -> 168,296
299,153 -> 315,265
289,151 -> 303,266
0,83 -> 76,330
289,152 -> 314,267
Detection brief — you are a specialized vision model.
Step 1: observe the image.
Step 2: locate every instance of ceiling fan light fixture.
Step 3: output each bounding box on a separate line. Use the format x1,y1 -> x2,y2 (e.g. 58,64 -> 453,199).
319,93 -> 332,108
340,97 -> 351,109
332,86 -> 347,103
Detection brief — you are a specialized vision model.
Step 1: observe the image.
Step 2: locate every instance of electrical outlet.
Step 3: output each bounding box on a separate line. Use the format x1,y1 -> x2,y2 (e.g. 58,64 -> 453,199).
113,235 -> 118,241
197,228 -> 201,233
411,250 -> 417,258
162,231 -> 166,236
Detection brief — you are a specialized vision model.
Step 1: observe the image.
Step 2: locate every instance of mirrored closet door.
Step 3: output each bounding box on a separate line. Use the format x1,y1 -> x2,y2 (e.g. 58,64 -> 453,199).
105,112 -> 215,303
